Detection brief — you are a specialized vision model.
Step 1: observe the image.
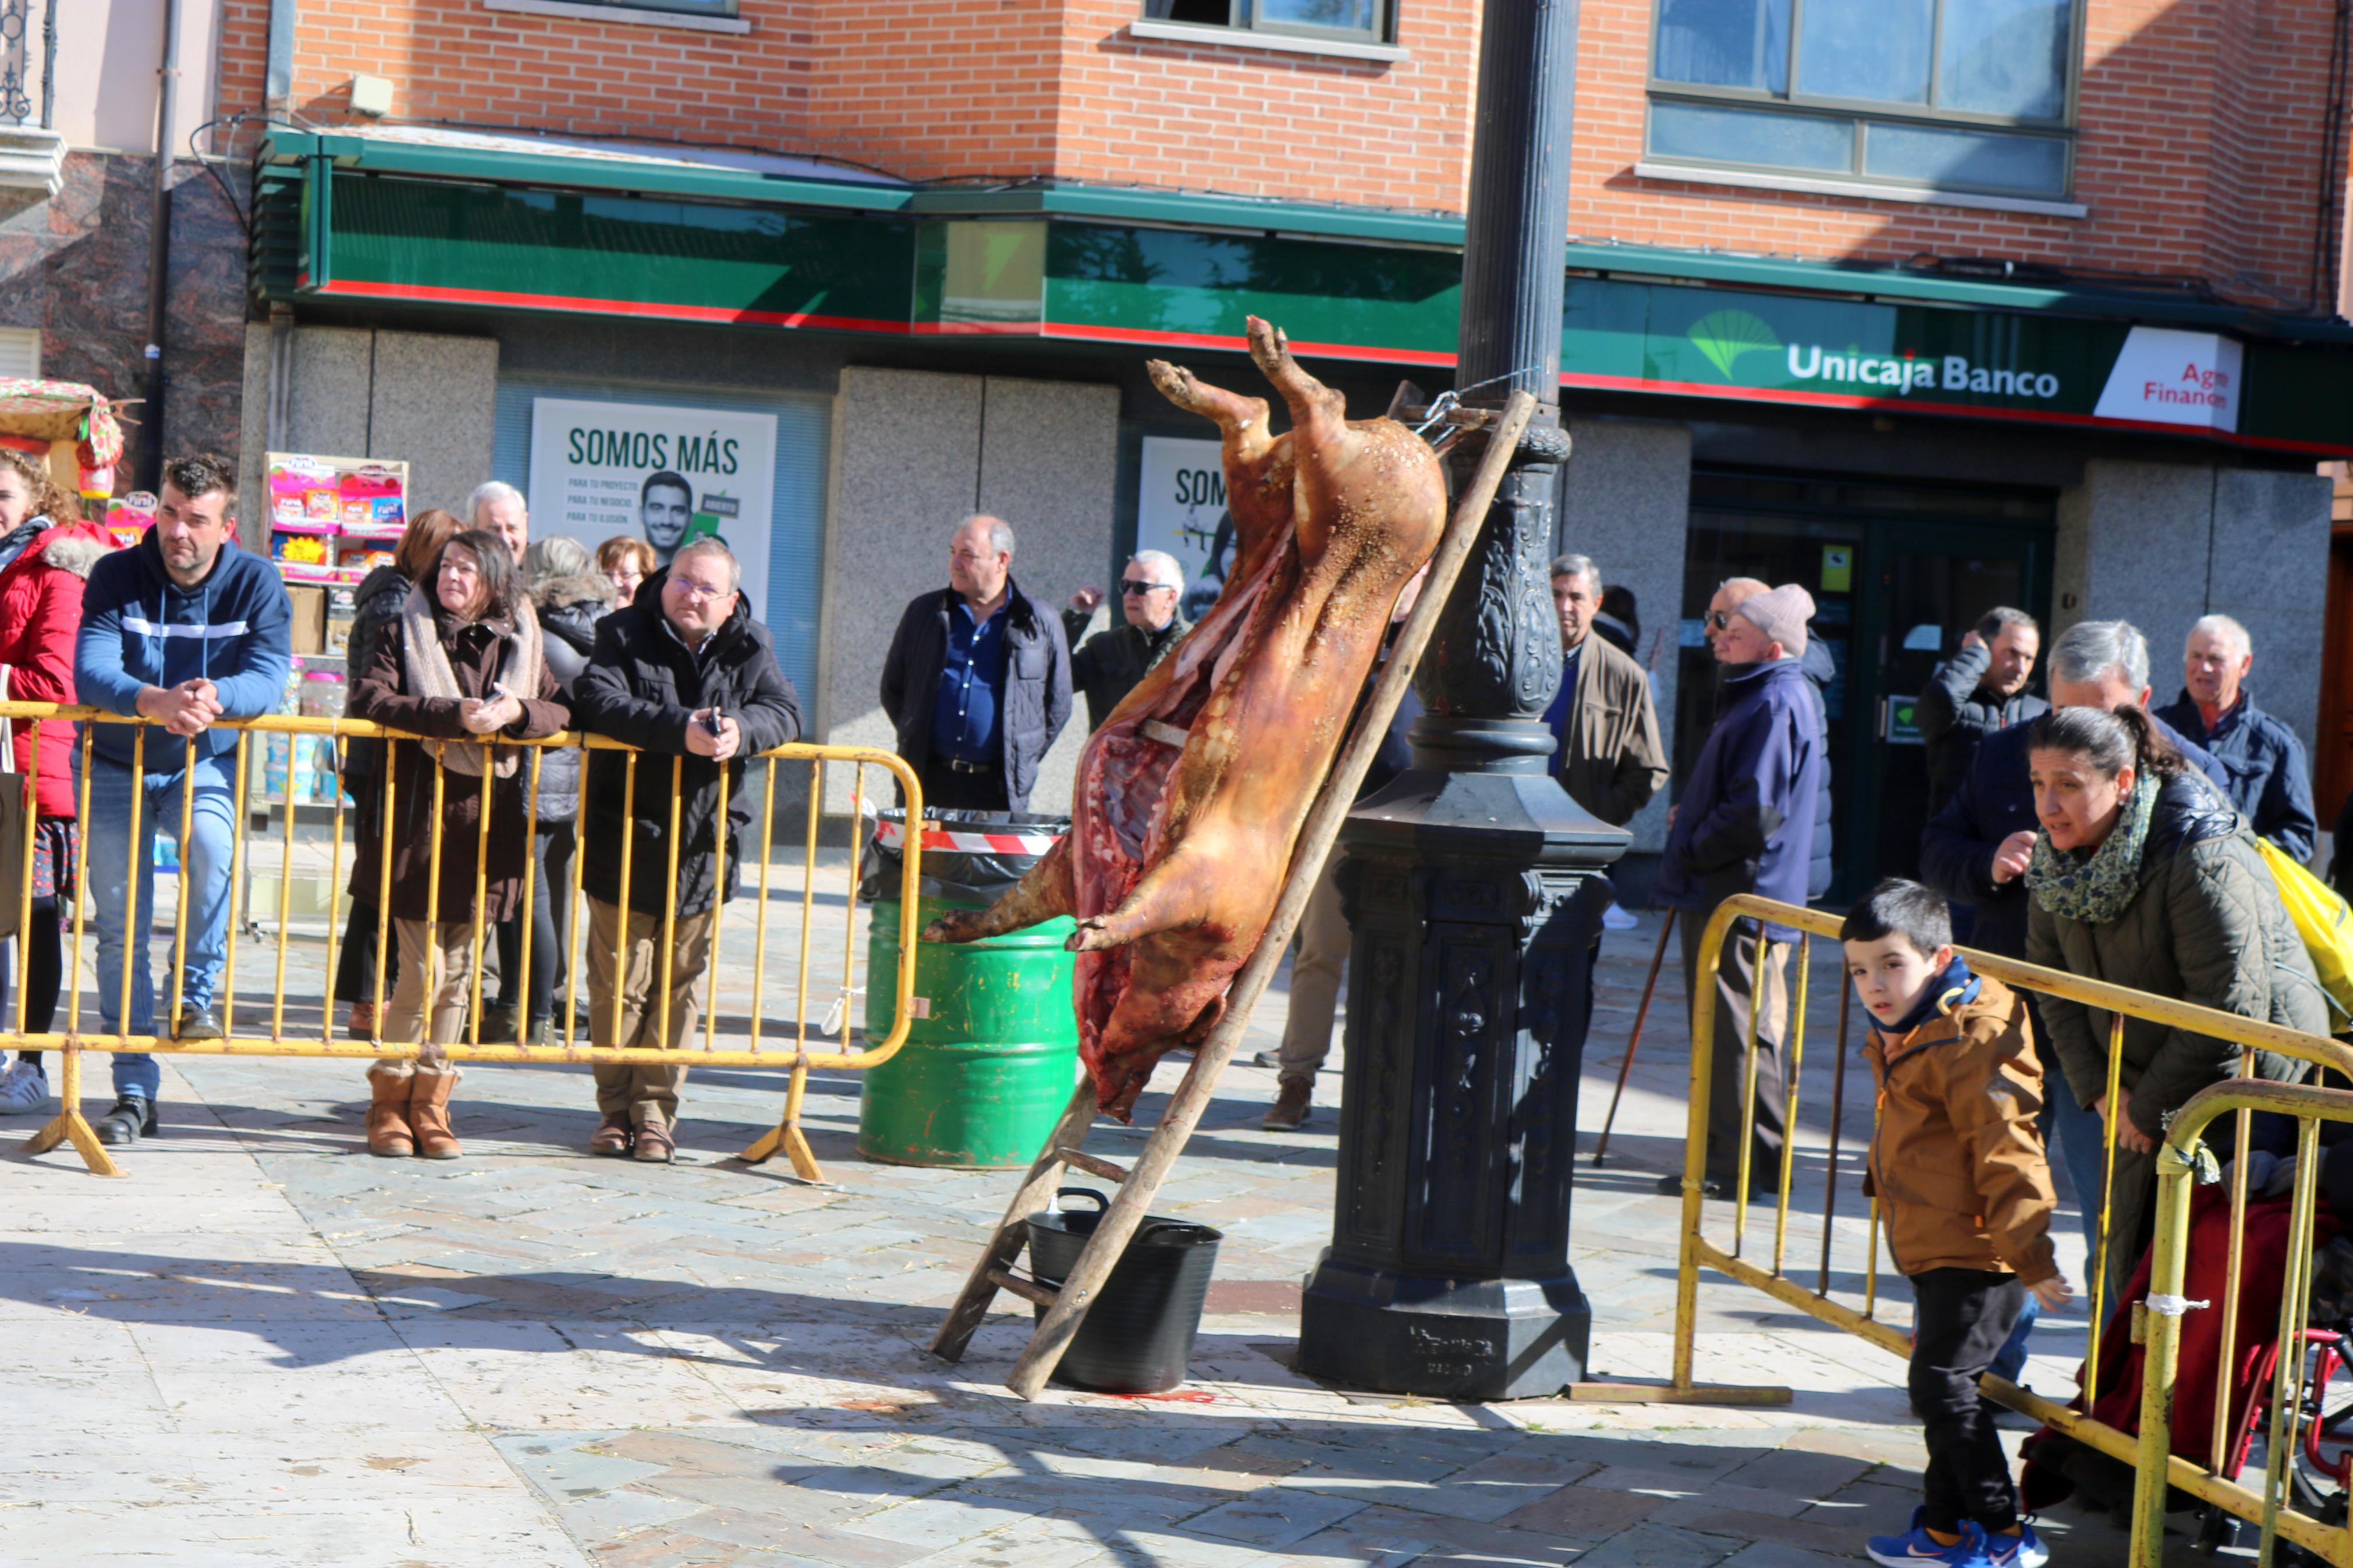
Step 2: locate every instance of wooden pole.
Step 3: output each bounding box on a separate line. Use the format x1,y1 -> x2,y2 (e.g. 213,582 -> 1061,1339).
999,390 -> 1537,1401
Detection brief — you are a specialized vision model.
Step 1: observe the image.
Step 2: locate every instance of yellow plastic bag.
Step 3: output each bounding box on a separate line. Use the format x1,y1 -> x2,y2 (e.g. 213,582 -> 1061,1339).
2254,835 -> 2353,1029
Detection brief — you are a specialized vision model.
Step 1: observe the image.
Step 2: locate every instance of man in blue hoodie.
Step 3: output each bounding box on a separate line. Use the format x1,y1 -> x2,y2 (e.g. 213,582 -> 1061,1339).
74,454 -> 292,1146
1656,582 -> 1825,1197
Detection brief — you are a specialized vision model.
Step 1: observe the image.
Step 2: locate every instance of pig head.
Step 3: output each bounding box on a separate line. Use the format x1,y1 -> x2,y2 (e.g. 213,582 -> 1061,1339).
920,317 -> 1446,1121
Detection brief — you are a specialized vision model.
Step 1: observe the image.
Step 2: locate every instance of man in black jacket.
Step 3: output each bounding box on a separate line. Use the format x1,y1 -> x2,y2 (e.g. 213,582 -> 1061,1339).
1918,607 -> 2046,816
2154,614 -> 2316,862
1062,549 -> 1190,731
880,515 -> 1073,812
572,540 -> 804,1161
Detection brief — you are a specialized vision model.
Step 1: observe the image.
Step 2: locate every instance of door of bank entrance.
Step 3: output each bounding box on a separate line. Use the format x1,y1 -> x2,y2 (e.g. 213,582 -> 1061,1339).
1676,473 -> 2054,906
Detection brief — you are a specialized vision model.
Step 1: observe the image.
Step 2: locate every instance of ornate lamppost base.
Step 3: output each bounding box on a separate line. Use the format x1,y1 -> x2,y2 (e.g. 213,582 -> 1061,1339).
1297,1257 -> 1592,1402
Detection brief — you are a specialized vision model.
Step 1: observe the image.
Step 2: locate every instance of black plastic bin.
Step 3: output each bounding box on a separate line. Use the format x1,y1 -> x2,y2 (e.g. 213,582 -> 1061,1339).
1025,1189 -> 1223,1393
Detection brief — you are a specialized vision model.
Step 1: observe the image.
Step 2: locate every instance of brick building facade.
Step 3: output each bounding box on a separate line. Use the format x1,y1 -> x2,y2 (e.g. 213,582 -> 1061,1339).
157,0 -> 2353,885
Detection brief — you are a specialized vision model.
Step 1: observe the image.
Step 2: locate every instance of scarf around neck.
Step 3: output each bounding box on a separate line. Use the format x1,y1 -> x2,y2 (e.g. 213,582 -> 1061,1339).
1886,954 -> 1981,1036
2027,771 -> 2159,925
399,584 -> 543,778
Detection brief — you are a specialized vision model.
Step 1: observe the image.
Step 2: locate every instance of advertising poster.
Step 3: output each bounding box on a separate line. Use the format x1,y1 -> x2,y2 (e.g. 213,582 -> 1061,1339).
527,397 -> 778,614
1135,436 -> 1231,623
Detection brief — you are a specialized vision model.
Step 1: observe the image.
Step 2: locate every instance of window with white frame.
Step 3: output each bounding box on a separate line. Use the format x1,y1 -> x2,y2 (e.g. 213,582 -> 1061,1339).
0,328 -> 40,381
1646,0 -> 2080,201
559,0 -> 737,16
1143,0 -> 1392,45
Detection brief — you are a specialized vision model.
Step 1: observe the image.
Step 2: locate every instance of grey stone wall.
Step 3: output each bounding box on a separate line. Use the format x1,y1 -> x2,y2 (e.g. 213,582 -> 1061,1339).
235,324 -> 500,549
822,366 -> 1120,813
1557,418 -> 1691,856
2054,458 -> 2331,755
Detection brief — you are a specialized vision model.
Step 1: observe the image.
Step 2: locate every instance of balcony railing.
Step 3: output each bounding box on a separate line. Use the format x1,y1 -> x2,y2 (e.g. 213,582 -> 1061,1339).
0,0 -> 56,130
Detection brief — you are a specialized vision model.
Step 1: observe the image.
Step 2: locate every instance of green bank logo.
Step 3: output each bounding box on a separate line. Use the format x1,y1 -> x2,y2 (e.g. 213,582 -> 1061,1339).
1685,310 -> 1781,380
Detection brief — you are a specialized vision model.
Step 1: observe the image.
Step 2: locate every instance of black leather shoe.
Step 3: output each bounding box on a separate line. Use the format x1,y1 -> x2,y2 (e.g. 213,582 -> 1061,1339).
173,1006 -> 222,1042
95,1096 -> 157,1146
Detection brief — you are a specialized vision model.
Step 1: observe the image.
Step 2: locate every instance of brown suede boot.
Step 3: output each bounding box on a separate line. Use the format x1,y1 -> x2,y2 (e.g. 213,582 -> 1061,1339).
409,1064 -> 463,1160
365,1064 -> 416,1157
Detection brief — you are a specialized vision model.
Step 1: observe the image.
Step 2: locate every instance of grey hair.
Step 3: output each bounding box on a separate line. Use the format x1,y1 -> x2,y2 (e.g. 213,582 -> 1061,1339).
1128,549 -> 1184,593
2047,618 -> 2150,692
672,537 -> 741,594
1549,552 -> 1601,591
521,535 -> 614,609
2188,613 -> 2252,659
957,514 -> 1015,559
1974,606 -> 2038,642
467,480 -> 526,524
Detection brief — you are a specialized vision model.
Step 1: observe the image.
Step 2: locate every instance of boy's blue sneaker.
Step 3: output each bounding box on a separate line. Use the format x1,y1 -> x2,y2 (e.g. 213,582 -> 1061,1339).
1867,1512 -> 1993,1567
1982,1520 -> 2048,1568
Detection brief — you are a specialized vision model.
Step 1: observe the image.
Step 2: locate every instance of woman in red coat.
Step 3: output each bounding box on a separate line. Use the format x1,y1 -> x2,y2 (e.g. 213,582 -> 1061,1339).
0,450 -> 113,1114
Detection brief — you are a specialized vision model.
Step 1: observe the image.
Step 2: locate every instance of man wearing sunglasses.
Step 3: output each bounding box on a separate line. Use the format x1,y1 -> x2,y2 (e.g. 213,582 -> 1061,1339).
1062,550 -> 1191,733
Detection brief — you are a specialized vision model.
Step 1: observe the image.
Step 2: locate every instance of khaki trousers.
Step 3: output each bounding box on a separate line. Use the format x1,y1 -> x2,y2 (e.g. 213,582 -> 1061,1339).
381,918 -> 483,1062
585,895 -> 714,1122
1680,914 -> 1791,1183
1275,861 -> 1350,1083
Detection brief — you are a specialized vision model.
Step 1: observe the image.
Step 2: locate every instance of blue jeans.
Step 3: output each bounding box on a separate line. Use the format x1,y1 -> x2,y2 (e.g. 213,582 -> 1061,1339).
79,751 -> 237,1102
1990,1292 -> 2039,1382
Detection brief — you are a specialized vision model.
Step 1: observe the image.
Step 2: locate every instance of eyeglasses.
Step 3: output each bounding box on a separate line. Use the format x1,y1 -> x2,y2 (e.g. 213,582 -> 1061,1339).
668,578 -> 732,600
1703,610 -> 1733,630
1120,579 -> 1169,595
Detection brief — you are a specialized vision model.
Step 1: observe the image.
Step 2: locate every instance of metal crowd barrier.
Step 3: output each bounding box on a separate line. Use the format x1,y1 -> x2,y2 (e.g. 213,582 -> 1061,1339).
1645,893 -> 2353,1567
5,703 -> 922,1182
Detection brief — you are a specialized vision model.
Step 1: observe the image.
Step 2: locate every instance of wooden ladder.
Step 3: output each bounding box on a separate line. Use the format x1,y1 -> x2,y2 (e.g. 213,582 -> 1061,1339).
928,393 -> 1536,1400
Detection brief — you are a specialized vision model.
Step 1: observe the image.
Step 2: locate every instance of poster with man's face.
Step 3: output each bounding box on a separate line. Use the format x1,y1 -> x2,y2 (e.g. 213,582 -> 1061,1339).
528,398 -> 777,609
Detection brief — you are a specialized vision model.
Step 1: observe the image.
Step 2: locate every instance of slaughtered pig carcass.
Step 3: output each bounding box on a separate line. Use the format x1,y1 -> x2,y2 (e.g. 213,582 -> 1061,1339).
921,317 -> 1446,1120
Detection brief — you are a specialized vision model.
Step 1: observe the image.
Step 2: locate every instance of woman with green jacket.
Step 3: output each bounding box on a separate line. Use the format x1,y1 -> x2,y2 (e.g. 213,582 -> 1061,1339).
2024,704 -> 2323,1289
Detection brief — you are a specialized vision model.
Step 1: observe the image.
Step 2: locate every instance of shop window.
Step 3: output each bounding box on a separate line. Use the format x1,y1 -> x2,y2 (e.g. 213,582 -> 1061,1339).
1143,0 -> 1392,45
1647,0 -> 2078,200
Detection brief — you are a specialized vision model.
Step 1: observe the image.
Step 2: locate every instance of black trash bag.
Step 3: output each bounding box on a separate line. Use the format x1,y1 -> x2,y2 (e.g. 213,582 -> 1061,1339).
860,807 -> 1070,906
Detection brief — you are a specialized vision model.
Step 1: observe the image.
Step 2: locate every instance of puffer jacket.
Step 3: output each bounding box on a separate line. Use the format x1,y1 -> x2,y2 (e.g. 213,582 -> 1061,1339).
2153,687 -> 2317,863
1918,640 -> 2048,816
339,564 -> 413,790
0,520 -> 111,818
2028,769 -> 2323,1128
530,591 -> 606,826
1865,972 -> 2059,1284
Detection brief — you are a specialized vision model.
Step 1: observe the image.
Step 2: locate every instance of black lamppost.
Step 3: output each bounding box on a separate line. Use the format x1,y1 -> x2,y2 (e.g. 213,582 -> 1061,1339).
1296,0 -> 1622,1401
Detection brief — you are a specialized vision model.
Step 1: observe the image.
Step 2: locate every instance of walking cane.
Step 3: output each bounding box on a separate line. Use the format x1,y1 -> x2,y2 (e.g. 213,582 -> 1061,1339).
1592,910 -> 1676,1167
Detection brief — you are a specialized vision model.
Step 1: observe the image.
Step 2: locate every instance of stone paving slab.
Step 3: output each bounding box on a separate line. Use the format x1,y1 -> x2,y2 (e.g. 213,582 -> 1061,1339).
0,906 -> 2272,1565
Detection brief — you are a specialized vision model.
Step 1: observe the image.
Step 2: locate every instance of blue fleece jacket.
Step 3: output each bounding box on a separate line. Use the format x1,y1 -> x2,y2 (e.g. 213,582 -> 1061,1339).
75,531 -> 293,774
1658,657 -> 1824,943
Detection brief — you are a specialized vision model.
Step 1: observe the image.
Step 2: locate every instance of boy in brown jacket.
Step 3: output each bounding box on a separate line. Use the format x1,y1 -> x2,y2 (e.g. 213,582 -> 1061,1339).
1843,878 -> 2072,1568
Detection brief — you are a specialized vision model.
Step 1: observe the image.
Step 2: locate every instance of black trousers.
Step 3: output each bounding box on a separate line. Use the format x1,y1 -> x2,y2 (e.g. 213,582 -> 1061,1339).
921,758 -> 1009,813
1909,1267 -> 2027,1534
494,824 -> 567,1026
1680,916 -> 1788,1184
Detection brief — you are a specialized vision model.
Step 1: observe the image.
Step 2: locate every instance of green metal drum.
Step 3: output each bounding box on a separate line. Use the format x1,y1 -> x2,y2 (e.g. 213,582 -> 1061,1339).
858,896 -> 1081,1169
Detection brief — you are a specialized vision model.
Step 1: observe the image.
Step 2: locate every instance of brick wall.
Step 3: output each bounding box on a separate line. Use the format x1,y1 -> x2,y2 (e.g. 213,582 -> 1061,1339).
215,0 -> 2345,310
1573,0 -> 2345,312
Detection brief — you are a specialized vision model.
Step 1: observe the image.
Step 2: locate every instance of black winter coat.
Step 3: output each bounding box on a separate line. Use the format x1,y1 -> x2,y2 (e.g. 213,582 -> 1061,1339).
340,564 -> 411,789
572,570 -> 804,919
1062,605 -> 1188,733
880,579 -> 1071,810
2153,688 -> 2317,863
1920,712 -> 2231,961
532,596 -> 603,827
1918,641 -> 2049,816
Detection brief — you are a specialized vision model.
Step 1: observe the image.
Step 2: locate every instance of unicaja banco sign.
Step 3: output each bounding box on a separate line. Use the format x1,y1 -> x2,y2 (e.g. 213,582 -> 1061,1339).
1560,282 -> 2283,443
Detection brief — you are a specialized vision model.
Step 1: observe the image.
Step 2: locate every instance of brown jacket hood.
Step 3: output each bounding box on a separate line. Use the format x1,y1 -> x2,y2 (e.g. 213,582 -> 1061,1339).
1865,974 -> 2060,1285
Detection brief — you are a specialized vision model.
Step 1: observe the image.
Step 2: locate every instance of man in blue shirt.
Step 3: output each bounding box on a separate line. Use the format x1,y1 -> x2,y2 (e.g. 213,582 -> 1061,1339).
881,515 -> 1072,813
74,454 -> 293,1147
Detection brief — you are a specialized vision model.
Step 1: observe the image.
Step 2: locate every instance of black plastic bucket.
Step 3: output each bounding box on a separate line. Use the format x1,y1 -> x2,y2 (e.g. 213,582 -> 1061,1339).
1025,1188 -> 1223,1393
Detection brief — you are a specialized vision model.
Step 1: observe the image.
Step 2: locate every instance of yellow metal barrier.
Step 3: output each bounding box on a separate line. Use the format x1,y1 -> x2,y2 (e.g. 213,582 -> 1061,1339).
1632,893 -> 2353,1565
4,702 -> 922,1182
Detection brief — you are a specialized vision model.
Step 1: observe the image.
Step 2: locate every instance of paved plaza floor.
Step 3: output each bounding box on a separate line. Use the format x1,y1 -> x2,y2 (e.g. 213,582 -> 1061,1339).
0,872 -> 2253,1565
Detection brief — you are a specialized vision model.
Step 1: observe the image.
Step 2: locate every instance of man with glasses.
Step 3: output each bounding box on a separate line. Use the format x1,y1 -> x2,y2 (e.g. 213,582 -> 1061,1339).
74,454 -> 293,1147
573,538 -> 803,1161
1062,550 -> 1191,732
881,514 -> 1072,812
